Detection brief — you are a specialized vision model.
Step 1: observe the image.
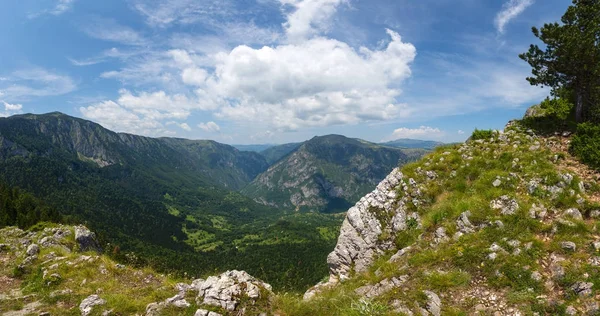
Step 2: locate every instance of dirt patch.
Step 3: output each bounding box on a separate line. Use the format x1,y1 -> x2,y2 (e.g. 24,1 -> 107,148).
0,275 -> 21,296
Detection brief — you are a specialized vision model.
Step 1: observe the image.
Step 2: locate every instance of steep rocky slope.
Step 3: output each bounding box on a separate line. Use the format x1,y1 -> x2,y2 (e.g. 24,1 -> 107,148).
293,121 -> 600,315
243,135 -> 418,213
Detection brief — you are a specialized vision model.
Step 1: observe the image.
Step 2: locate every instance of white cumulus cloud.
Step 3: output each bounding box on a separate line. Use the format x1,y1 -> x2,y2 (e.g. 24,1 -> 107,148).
0,101 -> 24,117
208,29 -> 416,130
198,121 -> 220,133
495,0 -> 534,34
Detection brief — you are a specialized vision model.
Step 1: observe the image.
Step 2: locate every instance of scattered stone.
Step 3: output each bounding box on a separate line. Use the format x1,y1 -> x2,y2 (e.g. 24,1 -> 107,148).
80,294 -> 106,316
423,290 -> 441,316
527,179 -> 540,194
561,241 -> 576,251
433,227 -> 448,244
563,208 -> 583,220
195,309 -> 222,316
593,241 -> 600,251
591,210 -> 600,218
488,253 -> 497,260
115,264 -> 125,269
426,171 -> 438,180
490,195 -> 519,215
456,211 -> 475,234
355,276 -> 406,298
531,271 -> 543,282
389,247 -> 411,263
561,173 -> 574,185
571,282 -> 594,296
75,226 -> 102,253
529,204 -> 547,220
492,179 -> 502,187
26,243 -> 40,256
565,306 -> 577,316
391,300 -> 414,315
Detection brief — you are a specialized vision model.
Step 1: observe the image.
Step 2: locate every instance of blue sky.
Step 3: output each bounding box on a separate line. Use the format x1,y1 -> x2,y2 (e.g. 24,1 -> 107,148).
0,0 -> 570,144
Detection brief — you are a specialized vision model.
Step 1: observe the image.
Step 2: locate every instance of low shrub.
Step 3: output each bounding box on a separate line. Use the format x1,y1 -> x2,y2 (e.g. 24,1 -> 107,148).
570,122 -> 600,170
471,129 -> 494,140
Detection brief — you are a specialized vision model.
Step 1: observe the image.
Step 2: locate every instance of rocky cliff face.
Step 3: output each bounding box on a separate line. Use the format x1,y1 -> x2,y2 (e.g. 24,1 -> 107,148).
304,166 -> 428,299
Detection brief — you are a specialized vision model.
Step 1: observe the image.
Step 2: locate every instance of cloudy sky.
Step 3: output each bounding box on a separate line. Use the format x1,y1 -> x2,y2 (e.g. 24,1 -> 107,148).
0,0 -> 569,144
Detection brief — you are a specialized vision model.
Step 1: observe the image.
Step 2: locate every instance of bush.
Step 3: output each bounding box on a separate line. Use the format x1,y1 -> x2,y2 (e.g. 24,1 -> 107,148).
570,122 -> 600,170
471,129 -> 494,140
539,97 -> 573,121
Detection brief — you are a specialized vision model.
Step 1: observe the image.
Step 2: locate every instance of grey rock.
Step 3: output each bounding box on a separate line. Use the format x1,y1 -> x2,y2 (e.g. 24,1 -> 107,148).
325,168 -> 404,281
195,310 -> 222,316
492,179 -> 502,187
433,227 -> 448,244
531,271 -> 543,282
571,282 -> 594,296
561,241 -> 576,251
389,247 -> 411,263
490,195 -> 519,215
564,208 -> 583,220
80,294 -> 106,316
145,302 -> 165,316
456,211 -> 474,234
593,241 -> 600,251
197,270 -> 272,311
355,276 -> 406,298
527,179 -> 540,194
75,226 -> 101,253
566,306 -> 577,316
529,204 -> 547,219
561,173 -> 574,185
26,244 -> 40,256
591,210 -> 600,218
423,290 -> 441,316
391,300 -> 414,315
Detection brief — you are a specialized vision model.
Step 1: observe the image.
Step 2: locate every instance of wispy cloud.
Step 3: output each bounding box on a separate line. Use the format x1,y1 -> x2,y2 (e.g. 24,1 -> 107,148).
69,48 -> 141,66
82,18 -> 148,46
0,68 -> 76,100
29,0 -> 77,18
129,0 -> 236,27
495,0 -> 535,34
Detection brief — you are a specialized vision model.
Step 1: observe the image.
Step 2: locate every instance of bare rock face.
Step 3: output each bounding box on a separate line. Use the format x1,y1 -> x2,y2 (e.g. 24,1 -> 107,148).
326,168 -> 405,280
306,168 -> 415,299
195,270 -> 272,312
75,226 -> 101,253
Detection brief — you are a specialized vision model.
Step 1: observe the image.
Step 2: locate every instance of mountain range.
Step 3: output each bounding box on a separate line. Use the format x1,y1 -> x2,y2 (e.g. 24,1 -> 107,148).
0,112 -> 433,290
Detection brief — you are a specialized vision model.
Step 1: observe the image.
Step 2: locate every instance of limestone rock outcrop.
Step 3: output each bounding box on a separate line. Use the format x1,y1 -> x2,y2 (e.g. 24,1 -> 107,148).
306,167 -> 424,299
75,226 -> 101,253
195,270 -> 272,311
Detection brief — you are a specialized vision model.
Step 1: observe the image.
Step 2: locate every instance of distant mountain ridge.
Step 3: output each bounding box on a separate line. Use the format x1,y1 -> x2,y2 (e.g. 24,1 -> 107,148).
379,138 -> 444,149
242,134 -> 425,213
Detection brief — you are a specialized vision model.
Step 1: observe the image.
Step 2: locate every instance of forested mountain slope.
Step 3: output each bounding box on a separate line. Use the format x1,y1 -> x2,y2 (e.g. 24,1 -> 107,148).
243,135 -> 420,213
